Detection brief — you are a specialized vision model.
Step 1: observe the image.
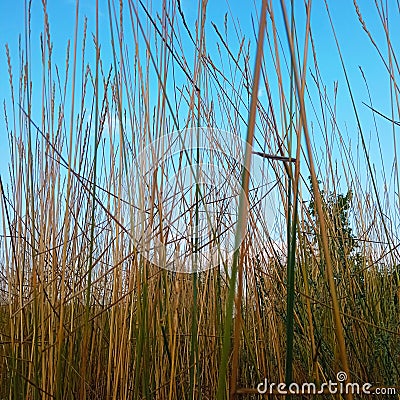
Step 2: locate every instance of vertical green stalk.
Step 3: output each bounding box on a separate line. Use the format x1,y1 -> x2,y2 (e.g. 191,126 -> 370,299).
190,2 -> 208,397
284,0 -> 296,390
189,123 -> 200,400
285,169 -> 295,389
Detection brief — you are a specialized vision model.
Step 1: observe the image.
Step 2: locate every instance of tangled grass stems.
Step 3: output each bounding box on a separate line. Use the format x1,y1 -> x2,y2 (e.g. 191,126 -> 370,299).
0,1 -> 399,399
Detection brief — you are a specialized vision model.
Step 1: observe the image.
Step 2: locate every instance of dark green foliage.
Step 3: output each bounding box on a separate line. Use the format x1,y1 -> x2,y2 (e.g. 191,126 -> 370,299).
307,178 -> 361,268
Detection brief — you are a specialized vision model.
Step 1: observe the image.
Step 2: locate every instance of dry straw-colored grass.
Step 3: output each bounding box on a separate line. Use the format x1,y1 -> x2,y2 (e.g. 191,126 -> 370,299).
0,0 -> 399,399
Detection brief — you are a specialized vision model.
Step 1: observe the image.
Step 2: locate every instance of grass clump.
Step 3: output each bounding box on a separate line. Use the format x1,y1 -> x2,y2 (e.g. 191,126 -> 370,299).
0,1 -> 399,399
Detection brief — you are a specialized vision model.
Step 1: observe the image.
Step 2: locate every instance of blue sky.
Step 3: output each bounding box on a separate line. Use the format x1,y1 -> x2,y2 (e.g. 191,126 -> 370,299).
0,0 -> 399,210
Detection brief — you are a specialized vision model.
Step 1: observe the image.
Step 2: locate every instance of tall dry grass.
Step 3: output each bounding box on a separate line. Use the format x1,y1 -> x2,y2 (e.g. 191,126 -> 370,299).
0,0 -> 399,399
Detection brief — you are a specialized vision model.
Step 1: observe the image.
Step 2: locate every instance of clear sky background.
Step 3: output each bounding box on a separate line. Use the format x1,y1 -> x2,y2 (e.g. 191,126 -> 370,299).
0,0 -> 399,217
